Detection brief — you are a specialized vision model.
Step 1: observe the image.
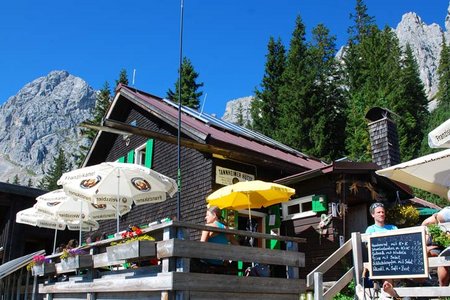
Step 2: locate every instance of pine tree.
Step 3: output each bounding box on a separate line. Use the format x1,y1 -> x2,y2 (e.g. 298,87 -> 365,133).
421,35 -> 450,155
344,21 -> 405,161
348,0 -> 376,44
236,102 -> 245,126
77,81 -> 112,165
395,44 -> 429,161
436,35 -> 450,107
251,37 -> 286,137
13,175 -> 19,185
27,178 -> 33,187
39,148 -> 69,191
167,57 -> 204,110
307,24 -> 347,161
276,16 -> 312,151
115,68 -> 129,86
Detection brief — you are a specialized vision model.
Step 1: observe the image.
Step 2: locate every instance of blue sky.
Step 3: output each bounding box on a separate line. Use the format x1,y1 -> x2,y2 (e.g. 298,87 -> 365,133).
0,1 -> 447,117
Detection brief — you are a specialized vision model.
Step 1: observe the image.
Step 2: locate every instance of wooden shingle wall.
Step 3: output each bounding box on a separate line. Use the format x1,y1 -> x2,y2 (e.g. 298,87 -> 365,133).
367,117 -> 401,169
98,104 -> 213,236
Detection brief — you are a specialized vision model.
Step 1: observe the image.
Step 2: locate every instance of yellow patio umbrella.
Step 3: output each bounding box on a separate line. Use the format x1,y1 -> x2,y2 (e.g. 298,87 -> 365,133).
206,180 -> 295,221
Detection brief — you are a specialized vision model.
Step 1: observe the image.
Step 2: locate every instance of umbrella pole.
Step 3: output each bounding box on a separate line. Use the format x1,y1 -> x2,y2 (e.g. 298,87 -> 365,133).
116,169 -> 120,234
53,229 -> 58,254
247,193 -> 254,248
79,201 -> 83,245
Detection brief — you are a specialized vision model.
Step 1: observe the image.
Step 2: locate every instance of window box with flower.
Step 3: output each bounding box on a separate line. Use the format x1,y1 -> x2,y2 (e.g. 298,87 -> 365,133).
106,226 -> 156,262
27,254 -> 56,276
59,248 -> 93,271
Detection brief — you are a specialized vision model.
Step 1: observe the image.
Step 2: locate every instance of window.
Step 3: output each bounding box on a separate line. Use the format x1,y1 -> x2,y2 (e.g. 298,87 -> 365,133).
281,195 -> 315,220
134,139 -> 154,168
135,144 -> 146,166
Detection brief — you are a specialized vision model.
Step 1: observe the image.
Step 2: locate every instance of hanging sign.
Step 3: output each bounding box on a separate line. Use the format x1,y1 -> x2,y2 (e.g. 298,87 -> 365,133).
215,166 -> 254,185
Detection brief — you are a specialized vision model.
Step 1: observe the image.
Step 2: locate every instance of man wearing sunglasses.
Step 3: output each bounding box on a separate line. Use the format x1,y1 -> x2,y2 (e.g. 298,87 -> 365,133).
365,202 -> 398,234
365,202 -> 400,299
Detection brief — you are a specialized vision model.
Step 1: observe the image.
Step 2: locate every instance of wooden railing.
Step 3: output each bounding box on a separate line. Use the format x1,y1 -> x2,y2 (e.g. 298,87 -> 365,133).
36,221 -> 307,300
307,227 -> 450,300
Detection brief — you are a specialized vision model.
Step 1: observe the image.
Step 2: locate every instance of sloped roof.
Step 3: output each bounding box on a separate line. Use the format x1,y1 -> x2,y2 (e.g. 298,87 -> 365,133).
89,85 -> 326,171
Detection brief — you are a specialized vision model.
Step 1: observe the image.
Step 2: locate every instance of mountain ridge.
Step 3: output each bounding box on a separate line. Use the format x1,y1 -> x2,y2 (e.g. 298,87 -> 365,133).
0,70 -> 96,185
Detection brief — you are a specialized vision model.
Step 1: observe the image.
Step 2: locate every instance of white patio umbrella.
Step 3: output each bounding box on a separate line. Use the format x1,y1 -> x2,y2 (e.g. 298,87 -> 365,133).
428,118 -> 450,148
16,207 -> 99,253
376,148 -> 450,199
35,189 -> 130,221
57,162 -> 178,233
16,207 -> 66,230
35,189 -> 129,243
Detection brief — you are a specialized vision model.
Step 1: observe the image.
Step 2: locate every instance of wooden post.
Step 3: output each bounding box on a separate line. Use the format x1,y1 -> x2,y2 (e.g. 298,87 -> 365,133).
287,241 -> 299,279
176,227 -> 190,273
162,226 -> 176,273
16,268 -> 23,300
31,275 -> 38,300
24,270 -> 30,300
351,232 -> 363,286
314,272 -> 324,300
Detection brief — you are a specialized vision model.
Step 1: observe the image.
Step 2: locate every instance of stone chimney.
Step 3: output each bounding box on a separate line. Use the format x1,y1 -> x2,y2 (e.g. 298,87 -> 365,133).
365,107 -> 401,169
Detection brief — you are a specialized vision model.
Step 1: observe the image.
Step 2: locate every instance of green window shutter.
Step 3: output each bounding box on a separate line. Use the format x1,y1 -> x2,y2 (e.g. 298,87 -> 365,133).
118,156 -> 125,163
266,206 -> 281,249
145,139 -> 154,168
127,150 -> 135,164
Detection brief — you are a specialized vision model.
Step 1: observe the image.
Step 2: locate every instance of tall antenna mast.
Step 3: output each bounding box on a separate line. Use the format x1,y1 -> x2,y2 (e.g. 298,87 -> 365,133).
176,0 -> 185,222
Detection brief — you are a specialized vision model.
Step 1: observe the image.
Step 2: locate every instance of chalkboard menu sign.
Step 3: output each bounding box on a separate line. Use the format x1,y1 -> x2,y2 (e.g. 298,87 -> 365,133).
368,227 -> 428,279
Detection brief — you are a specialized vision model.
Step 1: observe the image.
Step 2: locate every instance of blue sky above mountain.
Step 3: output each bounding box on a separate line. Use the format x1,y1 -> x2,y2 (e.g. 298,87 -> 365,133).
0,1 -> 447,116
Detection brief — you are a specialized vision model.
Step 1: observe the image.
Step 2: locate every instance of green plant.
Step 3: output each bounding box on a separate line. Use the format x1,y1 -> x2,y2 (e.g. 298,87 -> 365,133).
333,279 -> 355,300
59,248 -> 87,260
26,254 -> 48,271
386,204 -> 419,227
428,224 -> 450,248
110,234 -> 155,246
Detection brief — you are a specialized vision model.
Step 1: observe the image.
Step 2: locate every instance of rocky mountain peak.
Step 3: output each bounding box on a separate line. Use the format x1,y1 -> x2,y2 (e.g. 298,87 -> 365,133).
395,12 -> 443,100
0,70 -> 96,185
221,96 -> 253,126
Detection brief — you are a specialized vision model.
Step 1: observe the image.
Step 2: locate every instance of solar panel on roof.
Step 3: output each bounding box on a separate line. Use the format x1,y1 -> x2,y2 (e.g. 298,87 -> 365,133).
162,98 -> 310,158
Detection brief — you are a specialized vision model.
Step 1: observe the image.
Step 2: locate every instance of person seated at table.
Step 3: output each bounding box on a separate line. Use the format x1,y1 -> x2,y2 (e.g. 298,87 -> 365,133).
201,205 -> 238,246
422,206 -> 450,286
65,239 -> 78,250
192,206 -> 238,273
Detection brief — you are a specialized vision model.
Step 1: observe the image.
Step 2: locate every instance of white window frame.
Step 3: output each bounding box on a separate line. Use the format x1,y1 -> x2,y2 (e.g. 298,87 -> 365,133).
134,143 -> 146,166
282,195 -> 316,221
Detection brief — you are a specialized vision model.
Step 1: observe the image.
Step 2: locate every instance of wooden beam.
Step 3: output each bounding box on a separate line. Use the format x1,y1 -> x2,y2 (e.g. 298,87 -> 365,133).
170,221 -> 306,244
157,239 -> 305,267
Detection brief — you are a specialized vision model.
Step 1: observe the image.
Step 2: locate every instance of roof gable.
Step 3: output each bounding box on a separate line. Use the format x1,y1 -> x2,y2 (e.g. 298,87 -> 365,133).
85,85 -> 326,171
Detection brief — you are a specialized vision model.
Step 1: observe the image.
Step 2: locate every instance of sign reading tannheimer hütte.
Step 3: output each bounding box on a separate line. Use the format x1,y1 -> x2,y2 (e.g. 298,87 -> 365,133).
215,166 -> 255,186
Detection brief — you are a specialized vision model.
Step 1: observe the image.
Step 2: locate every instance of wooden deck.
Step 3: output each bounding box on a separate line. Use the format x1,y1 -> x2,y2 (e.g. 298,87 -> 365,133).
36,221 -> 306,300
